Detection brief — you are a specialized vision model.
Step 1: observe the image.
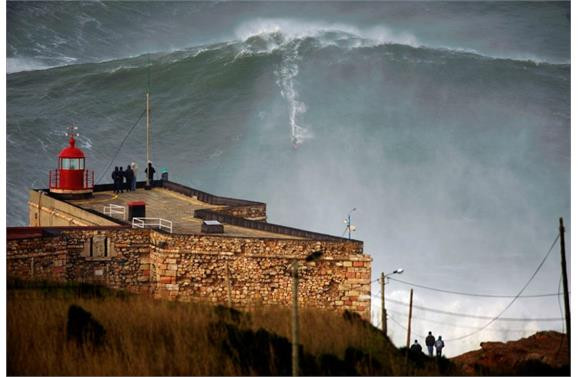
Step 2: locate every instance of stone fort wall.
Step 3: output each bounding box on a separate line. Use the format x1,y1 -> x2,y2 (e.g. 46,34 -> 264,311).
7,227 -> 372,319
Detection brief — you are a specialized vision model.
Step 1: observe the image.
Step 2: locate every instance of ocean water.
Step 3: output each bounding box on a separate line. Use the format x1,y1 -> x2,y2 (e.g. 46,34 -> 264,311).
6,1 -> 570,356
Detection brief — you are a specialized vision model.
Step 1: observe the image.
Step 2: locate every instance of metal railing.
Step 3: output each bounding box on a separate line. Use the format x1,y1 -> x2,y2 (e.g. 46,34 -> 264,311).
49,170 -> 59,189
48,169 -> 94,189
85,170 -> 94,189
132,217 -> 173,233
194,208 -> 362,243
103,204 -> 126,220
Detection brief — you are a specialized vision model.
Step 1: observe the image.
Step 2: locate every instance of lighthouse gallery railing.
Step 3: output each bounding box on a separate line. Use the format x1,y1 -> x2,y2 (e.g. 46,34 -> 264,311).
49,169 -> 95,190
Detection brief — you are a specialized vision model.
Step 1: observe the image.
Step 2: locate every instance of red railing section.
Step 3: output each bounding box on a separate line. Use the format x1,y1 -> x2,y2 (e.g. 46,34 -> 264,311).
49,169 -> 59,189
49,169 -> 94,190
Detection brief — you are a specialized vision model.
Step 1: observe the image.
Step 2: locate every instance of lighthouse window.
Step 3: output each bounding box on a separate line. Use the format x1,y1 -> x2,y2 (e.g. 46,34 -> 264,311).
60,158 -> 84,170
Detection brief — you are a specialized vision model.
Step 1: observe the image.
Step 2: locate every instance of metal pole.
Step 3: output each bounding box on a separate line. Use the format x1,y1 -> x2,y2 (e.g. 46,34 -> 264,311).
292,260 -> 300,377
381,272 -> 386,336
559,217 -> 571,354
405,288 -> 413,373
348,214 -> 351,240
145,90 -> 151,188
406,288 -> 413,349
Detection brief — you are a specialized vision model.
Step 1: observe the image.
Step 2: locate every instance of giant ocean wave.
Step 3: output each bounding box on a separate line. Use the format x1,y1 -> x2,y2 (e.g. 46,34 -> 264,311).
6,2 -> 571,356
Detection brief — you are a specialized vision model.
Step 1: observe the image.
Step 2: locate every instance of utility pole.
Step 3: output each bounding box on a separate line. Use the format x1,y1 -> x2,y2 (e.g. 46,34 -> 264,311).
381,272 -> 386,336
559,217 -> 570,354
406,288 -> 413,349
292,260 -> 299,377
404,289 -> 414,374
145,56 -> 152,190
145,88 -> 152,190
225,260 -> 232,307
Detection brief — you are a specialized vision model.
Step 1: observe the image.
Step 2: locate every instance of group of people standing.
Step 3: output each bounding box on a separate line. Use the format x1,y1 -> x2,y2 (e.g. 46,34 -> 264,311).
111,161 -> 157,194
410,332 -> 445,358
112,162 -> 137,194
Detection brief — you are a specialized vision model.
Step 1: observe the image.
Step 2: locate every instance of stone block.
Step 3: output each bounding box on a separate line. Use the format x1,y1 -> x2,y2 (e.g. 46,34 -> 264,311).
159,276 -> 174,284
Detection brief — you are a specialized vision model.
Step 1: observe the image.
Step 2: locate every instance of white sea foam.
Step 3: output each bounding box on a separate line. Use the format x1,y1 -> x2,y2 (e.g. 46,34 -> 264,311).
273,39 -> 314,146
77,135 -> 93,150
7,58 -> 51,74
234,18 -> 566,65
235,18 -> 420,50
7,56 -> 79,74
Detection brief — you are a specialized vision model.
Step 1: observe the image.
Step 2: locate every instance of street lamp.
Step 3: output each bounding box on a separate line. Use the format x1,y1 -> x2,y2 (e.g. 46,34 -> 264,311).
381,268 -> 404,336
388,268 -> 404,276
291,250 -> 324,377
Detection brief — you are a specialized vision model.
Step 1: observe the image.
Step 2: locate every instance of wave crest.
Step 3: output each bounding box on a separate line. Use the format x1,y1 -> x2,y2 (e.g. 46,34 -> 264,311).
235,18 -> 420,50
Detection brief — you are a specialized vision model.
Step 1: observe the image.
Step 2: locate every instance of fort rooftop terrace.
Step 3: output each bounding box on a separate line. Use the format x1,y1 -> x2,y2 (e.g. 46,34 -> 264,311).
42,180 -> 357,243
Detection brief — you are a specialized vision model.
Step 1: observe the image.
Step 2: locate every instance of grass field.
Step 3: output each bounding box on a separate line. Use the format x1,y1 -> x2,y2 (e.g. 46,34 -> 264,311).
7,280 -> 453,375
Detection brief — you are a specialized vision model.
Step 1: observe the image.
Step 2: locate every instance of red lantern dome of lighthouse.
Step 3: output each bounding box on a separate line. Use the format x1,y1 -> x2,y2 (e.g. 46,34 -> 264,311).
58,137 -> 85,159
49,127 -> 94,198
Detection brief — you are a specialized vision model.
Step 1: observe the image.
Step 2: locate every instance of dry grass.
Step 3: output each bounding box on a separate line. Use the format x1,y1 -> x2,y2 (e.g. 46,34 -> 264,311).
7,282 -> 442,376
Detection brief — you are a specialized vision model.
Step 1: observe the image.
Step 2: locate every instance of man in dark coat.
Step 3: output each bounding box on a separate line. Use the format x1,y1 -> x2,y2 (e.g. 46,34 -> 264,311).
112,167 -> 120,194
118,166 -> 124,193
145,161 -> 156,184
425,331 -> 435,357
125,165 -> 134,192
410,339 -> 423,354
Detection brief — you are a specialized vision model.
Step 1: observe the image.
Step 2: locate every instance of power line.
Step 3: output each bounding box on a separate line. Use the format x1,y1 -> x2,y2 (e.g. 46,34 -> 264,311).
380,296 -> 563,322
445,234 -> 561,341
389,315 -> 425,340
387,276 -> 565,298
387,309 -> 542,333
96,109 -> 146,184
371,293 -> 563,322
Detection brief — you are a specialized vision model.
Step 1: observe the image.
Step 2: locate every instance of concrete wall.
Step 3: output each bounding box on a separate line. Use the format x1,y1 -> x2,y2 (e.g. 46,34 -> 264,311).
7,228 -> 371,319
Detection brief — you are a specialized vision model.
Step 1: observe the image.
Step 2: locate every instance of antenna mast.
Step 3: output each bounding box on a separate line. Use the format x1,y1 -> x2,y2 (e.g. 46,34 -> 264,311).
146,55 -> 152,189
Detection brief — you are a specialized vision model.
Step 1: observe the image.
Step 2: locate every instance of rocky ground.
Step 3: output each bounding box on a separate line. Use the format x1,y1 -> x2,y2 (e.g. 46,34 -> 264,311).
451,331 -> 570,375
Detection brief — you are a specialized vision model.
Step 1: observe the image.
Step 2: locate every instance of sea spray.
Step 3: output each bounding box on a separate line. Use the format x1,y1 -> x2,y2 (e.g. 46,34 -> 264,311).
274,38 -> 313,146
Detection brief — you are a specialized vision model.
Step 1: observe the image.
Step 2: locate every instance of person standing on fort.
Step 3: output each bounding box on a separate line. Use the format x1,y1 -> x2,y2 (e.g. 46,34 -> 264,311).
130,162 -> 138,191
125,165 -> 134,192
145,161 -> 156,183
118,166 -> 124,193
425,331 -> 435,357
435,335 -> 445,358
111,167 -> 119,194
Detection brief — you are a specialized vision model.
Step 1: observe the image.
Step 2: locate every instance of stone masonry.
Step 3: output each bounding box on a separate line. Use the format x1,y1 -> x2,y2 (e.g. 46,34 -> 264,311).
7,227 -> 372,319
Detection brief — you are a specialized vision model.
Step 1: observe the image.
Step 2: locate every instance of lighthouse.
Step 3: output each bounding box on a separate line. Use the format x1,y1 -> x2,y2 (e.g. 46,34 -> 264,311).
48,127 -> 94,198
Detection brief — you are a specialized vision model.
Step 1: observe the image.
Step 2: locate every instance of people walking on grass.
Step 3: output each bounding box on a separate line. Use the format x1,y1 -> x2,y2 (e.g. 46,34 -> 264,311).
425,331 -> 435,357
435,335 -> 445,358
125,165 -> 134,192
410,339 -> 422,354
130,162 -> 138,191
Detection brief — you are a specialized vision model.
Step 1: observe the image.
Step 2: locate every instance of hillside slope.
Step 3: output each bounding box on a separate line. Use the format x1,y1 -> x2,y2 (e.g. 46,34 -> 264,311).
452,331 -> 570,375
7,281 -> 459,376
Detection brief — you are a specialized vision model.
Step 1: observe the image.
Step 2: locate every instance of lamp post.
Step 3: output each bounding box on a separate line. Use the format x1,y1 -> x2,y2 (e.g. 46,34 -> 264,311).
381,268 -> 404,336
292,250 -> 324,376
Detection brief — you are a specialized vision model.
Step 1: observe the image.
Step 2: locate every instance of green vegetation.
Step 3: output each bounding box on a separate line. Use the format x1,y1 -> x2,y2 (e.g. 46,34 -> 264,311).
7,280 -> 458,375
